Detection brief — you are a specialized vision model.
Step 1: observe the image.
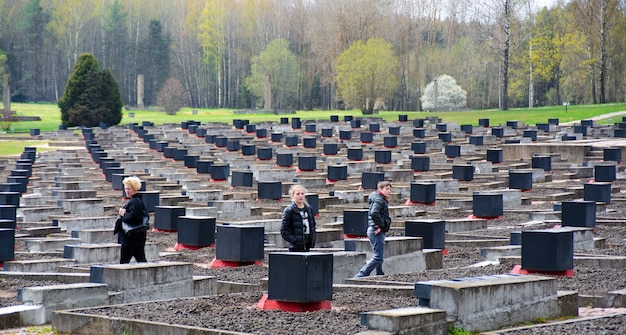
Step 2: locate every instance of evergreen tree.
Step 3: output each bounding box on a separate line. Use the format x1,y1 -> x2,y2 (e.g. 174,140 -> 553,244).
58,53 -> 122,127
140,20 -> 170,106
101,69 -> 123,125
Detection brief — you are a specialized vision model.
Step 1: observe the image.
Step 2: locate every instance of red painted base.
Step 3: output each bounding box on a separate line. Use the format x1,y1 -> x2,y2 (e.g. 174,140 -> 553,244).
209,258 -> 263,268
442,248 -> 448,256
173,243 -> 214,251
344,234 -> 366,239
404,199 -> 435,206
152,228 -> 177,233
256,294 -> 331,312
511,264 -> 574,277
210,178 -> 228,182
467,214 -> 503,220
296,169 -> 316,173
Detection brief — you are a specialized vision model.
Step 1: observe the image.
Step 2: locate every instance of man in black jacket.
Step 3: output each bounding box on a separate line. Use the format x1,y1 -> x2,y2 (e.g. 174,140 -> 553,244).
355,181 -> 392,277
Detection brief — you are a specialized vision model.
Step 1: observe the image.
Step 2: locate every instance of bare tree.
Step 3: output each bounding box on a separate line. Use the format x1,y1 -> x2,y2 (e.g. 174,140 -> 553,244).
156,78 -> 189,115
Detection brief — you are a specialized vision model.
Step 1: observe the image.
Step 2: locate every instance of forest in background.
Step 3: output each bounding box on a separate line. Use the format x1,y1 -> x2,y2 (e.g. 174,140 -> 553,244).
0,0 -> 624,111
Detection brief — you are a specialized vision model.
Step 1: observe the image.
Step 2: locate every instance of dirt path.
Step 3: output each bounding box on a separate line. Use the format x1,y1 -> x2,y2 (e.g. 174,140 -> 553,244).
560,110 -> 626,126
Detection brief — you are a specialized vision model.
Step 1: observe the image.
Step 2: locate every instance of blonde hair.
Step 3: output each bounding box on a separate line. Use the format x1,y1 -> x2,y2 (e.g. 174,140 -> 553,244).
122,176 -> 142,191
289,184 -> 308,205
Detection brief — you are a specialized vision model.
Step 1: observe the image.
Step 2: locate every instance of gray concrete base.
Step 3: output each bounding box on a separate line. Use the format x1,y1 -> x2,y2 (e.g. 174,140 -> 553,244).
363,307 -> 448,335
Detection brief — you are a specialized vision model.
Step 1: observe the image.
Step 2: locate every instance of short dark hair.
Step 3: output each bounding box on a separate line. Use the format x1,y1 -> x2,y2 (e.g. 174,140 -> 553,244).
377,180 -> 392,190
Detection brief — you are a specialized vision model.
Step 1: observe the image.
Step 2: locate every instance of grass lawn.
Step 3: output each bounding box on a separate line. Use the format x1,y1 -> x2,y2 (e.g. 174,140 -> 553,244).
1,101 -> 625,156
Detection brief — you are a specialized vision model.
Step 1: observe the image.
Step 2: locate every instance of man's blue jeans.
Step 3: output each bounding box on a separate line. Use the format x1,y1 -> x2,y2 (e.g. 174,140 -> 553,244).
355,226 -> 385,277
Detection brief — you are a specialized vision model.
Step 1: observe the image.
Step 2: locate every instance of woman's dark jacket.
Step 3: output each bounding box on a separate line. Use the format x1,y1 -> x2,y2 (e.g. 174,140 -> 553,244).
280,202 -> 316,250
368,191 -> 391,232
115,194 -> 148,245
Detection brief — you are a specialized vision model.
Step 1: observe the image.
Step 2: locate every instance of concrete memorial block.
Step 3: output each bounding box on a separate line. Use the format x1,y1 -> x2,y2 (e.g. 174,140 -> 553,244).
405,219 -> 445,249
548,118 -> 559,125
343,209 -> 369,237
413,128 -> 426,138
411,141 -> 427,154
323,143 -> 338,155
257,147 -> 273,160
460,124 -> 473,134
531,155 -> 552,171
472,192 -> 503,218
506,120 -> 519,129
360,132 -> 373,143
327,165 -> 348,182
291,117 -> 302,129
562,134 -> 577,141
226,140 -> 241,152
215,224 -> 264,262
347,148 -> 363,161
245,123 -> 257,134
268,252 -> 333,302
89,262 -> 194,303
0,183 -> 22,193
383,136 -> 398,148
214,136 -> 227,147
523,129 -> 538,141
302,136 -> 316,148
561,200 -> 596,228
0,228 -> 15,261
196,160 -> 214,174
398,114 -> 408,122
177,216 -> 216,247
339,130 -> 352,141
452,165 -> 474,181
137,191 -> 160,212
583,182 -> 611,204
369,123 -> 380,132
574,125 -> 587,136
231,170 -> 253,187
478,118 -> 490,127
593,163 -> 616,182
6,176 -> 27,193
305,124 -> 316,133
510,231 -> 521,245
374,150 -> 392,164
486,148 -> 503,163
271,132 -> 283,143
344,115 -> 353,122
444,145 -> 461,158
522,228 -> 574,272
162,146 -> 176,159
350,119 -> 361,129
389,126 -> 401,135
111,173 -> 130,190
411,156 -> 430,172
330,115 -> 339,122
172,148 -> 187,161
154,206 -> 186,231
409,182 -> 436,205
491,127 -> 504,138
210,163 -> 230,181
469,135 -> 483,146
603,147 -> 621,163
256,128 -> 267,138
257,181 -> 282,200
205,134 -> 216,143
298,156 -> 317,172
509,170 -> 533,191
103,167 -> 124,182
10,169 -> 30,178
361,172 -> 385,190
305,193 -> 319,216
285,135 -> 298,147
438,132 -> 452,143
436,123 -> 447,132
0,205 -> 17,223
413,119 -> 425,128
183,155 -> 199,168
321,128 -> 333,137
276,153 -> 293,167
415,274 -> 559,332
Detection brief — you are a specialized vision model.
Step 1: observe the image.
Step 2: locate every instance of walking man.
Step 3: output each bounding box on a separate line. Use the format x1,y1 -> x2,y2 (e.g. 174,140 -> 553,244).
355,180 -> 392,277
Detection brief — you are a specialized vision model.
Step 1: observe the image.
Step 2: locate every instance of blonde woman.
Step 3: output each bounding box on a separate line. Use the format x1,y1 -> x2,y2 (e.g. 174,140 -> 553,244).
280,185 -> 316,251
115,176 -> 148,263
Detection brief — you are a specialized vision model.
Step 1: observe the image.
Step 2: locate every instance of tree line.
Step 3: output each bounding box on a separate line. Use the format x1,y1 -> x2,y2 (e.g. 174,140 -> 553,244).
0,0 -> 624,112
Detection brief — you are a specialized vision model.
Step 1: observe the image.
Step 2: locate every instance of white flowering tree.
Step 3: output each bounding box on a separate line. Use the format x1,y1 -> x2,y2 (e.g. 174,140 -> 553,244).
420,74 -> 467,110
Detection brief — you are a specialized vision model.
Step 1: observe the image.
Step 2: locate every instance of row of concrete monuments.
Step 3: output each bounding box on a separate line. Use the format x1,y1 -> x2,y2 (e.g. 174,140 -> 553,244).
1,113 -> 625,334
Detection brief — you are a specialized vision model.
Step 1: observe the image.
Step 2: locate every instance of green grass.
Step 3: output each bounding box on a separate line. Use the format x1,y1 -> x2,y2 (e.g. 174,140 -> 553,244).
1,102 -> 625,156
2,102 -> 626,134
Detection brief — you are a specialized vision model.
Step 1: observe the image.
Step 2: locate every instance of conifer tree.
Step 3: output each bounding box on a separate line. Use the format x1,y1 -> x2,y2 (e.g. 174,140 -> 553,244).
58,53 -> 122,127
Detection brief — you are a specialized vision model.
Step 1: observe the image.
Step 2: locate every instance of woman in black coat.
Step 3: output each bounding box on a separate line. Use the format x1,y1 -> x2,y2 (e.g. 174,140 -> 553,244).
280,184 -> 316,252
116,176 -> 148,263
